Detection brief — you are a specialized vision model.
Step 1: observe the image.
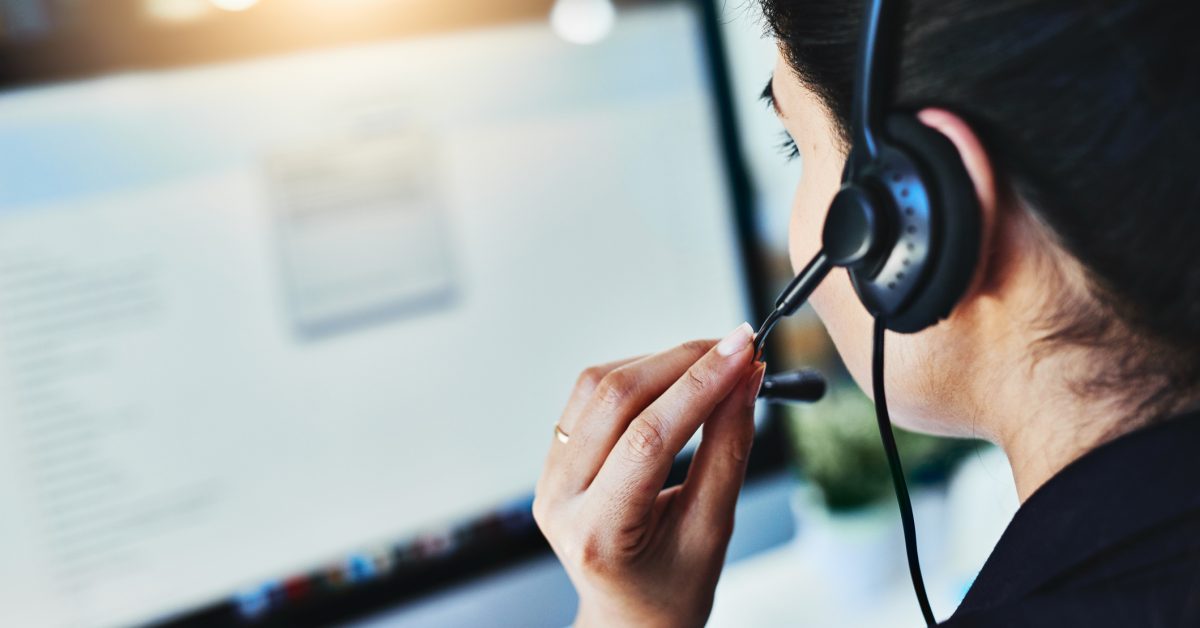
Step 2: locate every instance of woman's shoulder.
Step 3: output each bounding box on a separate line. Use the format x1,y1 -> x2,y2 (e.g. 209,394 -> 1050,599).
943,410 -> 1200,626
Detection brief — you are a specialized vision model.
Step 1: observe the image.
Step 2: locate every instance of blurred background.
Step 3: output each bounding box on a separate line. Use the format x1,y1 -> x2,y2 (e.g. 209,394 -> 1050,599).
0,1 -> 1018,626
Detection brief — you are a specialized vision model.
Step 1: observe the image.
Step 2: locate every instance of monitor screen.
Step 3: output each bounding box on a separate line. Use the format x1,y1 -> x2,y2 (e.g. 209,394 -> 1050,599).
0,1 -> 756,625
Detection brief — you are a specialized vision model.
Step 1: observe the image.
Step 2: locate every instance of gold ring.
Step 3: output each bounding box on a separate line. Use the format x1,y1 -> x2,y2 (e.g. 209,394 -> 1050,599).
554,424 -> 570,444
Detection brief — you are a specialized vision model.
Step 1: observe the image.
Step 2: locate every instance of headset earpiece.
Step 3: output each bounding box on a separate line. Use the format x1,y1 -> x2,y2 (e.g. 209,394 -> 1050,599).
837,114 -> 981,333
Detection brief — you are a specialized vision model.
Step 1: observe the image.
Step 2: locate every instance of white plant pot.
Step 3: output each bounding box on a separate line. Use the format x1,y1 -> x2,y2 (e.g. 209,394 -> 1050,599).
790,483 -> 904,601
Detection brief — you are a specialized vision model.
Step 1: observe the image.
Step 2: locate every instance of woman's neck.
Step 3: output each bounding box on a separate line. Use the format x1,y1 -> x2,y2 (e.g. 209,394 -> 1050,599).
985,349 -> 1131,502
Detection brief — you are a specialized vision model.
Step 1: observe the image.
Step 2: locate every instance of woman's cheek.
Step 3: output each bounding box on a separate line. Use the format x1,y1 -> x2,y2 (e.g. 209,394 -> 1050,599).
787,191 -> 823,272
786,135 -> 844,274
788,175 -> 876,395
812,272 -> 955,436
810,270 -> 875,394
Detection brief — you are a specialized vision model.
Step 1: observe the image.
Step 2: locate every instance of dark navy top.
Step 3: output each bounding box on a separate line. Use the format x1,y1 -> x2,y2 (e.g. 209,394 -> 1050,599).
942,409 -> 1200,626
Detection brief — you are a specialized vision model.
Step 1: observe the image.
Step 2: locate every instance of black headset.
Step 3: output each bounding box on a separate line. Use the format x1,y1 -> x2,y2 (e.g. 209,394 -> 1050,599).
756,0 -> 981,342
753,0 -> 982,624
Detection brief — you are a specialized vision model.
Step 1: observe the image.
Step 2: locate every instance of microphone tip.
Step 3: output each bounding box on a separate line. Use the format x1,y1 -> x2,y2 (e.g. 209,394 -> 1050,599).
757,368 -> 827,404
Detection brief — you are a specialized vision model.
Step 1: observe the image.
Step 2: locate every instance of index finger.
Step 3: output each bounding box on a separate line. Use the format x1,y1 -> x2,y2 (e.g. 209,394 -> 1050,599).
586,323 -> 757,530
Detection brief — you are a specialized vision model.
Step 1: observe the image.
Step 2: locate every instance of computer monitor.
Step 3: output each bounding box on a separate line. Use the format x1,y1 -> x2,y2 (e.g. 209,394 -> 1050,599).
0,1 -> 779,625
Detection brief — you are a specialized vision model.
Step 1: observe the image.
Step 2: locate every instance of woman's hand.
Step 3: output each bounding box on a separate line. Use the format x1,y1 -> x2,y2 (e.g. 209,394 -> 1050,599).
533,324 -> 766,628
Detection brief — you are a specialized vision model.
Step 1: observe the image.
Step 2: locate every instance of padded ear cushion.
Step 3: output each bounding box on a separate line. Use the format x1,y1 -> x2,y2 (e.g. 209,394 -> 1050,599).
881,114 -> 981,333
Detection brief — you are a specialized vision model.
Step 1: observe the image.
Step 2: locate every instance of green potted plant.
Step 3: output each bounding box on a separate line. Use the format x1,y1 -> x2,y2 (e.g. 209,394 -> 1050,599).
782,384 -> 981,595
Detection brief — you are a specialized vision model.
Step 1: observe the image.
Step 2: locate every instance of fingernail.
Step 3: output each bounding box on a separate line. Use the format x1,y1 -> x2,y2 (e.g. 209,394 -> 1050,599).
716,322 -> 754,357
746,364 -> 767,407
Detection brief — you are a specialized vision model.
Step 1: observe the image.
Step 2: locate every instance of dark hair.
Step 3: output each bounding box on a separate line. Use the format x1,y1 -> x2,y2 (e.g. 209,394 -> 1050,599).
760,0 -> 1200,423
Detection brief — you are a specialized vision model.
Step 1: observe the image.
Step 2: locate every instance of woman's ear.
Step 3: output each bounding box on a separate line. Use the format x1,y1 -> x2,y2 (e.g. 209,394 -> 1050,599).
916,108 -> 997,213
916,107 -> 1001,296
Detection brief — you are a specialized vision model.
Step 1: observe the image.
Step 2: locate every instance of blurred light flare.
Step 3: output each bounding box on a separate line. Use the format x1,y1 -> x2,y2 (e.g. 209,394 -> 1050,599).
144,0 -> 213,22
210,0 -> 261,12
550,0 -> 616,45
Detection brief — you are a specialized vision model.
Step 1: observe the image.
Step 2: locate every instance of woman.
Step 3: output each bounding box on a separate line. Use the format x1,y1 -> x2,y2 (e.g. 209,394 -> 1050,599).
533,0 -> 1200,625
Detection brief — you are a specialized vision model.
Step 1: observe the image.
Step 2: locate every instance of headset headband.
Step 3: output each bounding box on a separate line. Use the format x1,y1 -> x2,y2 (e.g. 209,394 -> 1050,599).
848,0 -> 896,178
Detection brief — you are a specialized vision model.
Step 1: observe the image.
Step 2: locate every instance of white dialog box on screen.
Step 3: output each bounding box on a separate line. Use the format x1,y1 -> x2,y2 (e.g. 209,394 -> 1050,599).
264,130 -> 456,337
